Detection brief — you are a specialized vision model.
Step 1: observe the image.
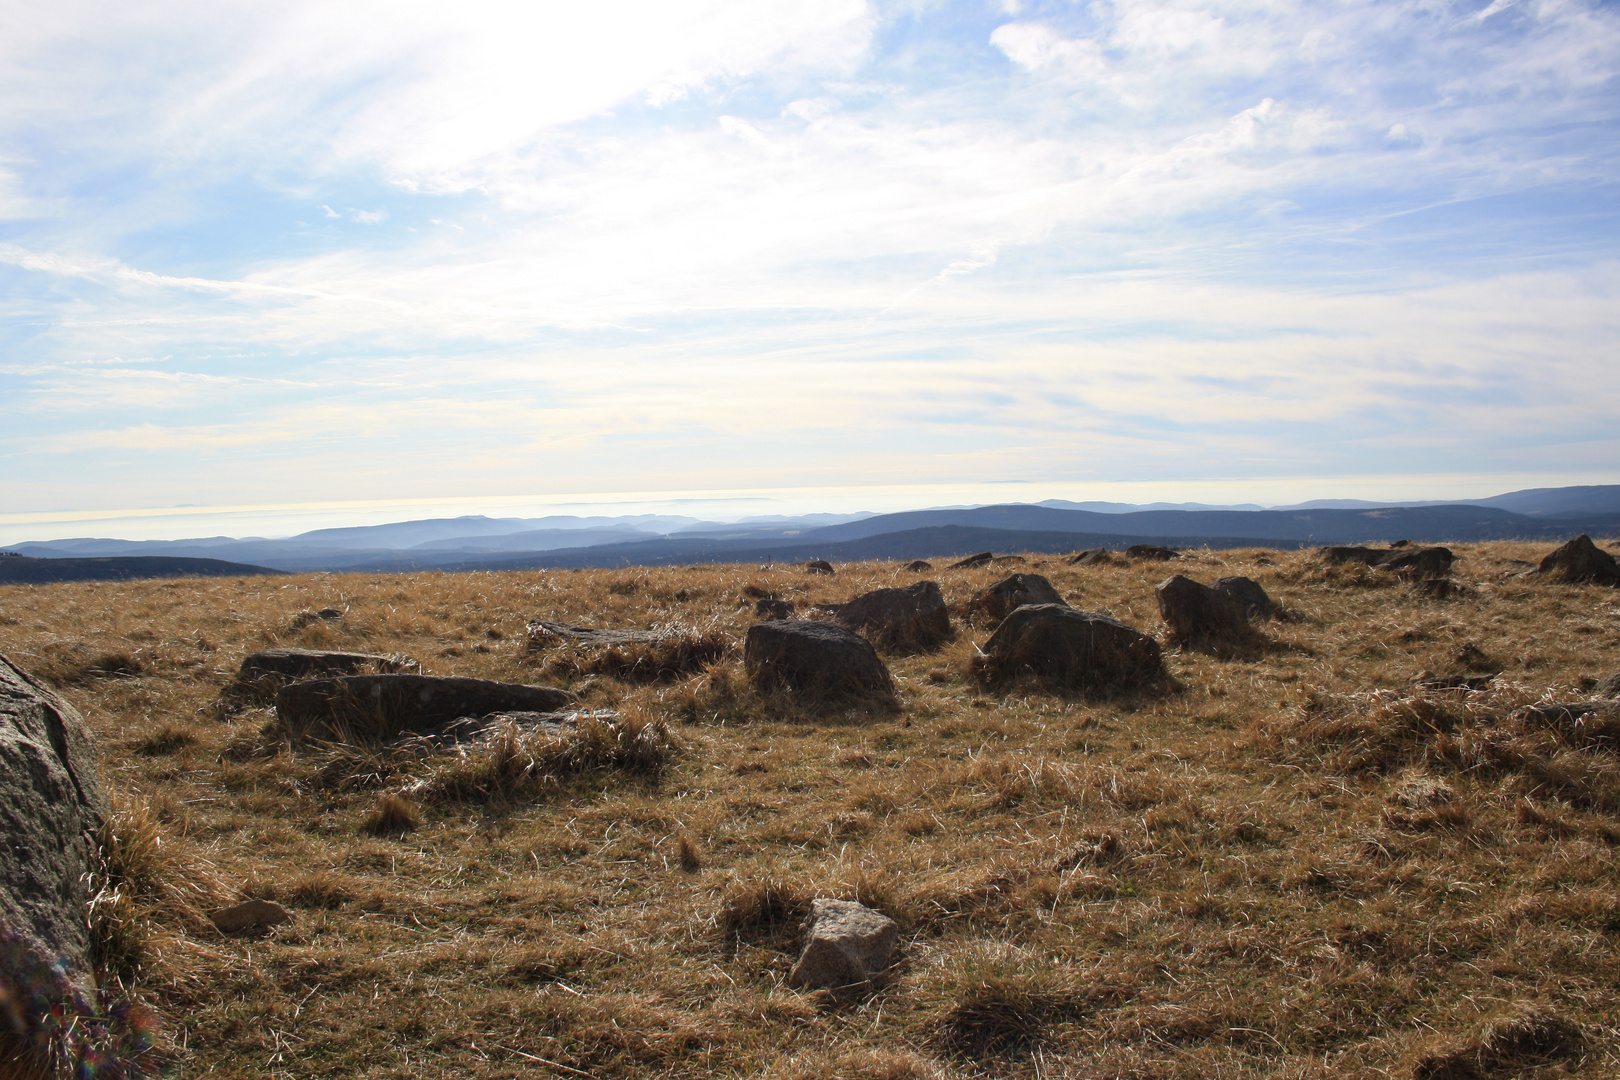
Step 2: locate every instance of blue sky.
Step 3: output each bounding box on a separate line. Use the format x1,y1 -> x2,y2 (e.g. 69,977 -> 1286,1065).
2,0 -> 1618,541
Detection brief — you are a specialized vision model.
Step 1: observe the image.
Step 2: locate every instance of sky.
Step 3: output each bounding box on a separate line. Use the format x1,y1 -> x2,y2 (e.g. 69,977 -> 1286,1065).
2,0 -> 1618,542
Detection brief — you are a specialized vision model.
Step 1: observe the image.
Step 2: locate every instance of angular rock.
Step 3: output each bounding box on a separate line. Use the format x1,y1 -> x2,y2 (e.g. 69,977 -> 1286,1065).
755,598 -> 795,620
1210,576 -> 1273,616
223,647 -> 417,710
1156,575 -> 1251,644
276,675 -> 574,743
1533,534 -> 1620,585
787,899 -> 899,992
903,560 -> 933,572
1127,544 -> 1179,561
950,551 -> 994,569
820,581 -> 952,654
968,573 -> 1066,625
743,620 -> 896,710
209,898 -> 293,934
0,654 -> 107,1051
0,650 -> 106,990
805,559 -> 836,575
972,604 -> 1165,694
1068,548 -> 1113,566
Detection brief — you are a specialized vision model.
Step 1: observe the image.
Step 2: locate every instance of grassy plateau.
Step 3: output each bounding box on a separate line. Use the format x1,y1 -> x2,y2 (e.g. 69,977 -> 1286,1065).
3,539 -> 1619,1079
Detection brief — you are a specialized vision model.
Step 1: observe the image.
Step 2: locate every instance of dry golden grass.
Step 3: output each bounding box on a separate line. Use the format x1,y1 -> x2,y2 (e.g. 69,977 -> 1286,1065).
3,540 -> 1620,1078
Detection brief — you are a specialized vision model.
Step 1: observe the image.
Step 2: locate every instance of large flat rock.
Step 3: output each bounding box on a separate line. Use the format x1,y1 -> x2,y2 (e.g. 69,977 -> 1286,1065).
276,674 -> 575,743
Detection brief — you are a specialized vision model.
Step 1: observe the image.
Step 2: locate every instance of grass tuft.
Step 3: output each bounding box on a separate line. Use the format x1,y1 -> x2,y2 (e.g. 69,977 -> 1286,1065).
360,793 -> 421,836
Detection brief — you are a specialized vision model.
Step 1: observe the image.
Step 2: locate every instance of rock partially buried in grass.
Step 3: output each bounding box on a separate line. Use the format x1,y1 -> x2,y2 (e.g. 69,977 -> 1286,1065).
805,559 -> 835,575
0,653 -> 108,1039
971,604 -> 1165,695
275,674 -> 574,743
787,899 -> 898,993
222,647 -> 418,712
755,599 -> 795,620
1156,575 -> 1252,645
818,581 -> 952,654
950,551 -> 994,569
1127,544 -> 1179,561
209,898 -> 293,934
524,620 -> 729,683
903,559 -> 933,572
744,620 -> 897,712
967,573 -> 1065,625
1531,534 -> 1620,585
1068,547 -> 1113,566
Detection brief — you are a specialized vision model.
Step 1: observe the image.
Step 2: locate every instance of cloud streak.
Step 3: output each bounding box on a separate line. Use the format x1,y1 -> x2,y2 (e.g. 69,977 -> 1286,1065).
0,0 -> 1617,529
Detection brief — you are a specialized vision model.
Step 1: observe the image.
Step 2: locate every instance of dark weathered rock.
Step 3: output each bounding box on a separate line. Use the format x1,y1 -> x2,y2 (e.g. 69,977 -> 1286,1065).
743,620 -> 896,710
972,604 -> 1165,694
276,675 -> 574,743
1376,546 -> 1454,579
903,560 -> 933,572
1068,548 -> 1113,566
1319,546 -> 1386,566
755,599 -> 795,620
950,551 -> 994,569
788,899 -> 898,992
968,573 -> 1066,625
0,653 -> 107,1038
1156,575 -> 1250,644
223,648 -> 417,711
1320,544 -> 1455,580
805,559 -> 836,575
1533,534 -> 1620,585
1127,544 -> 1179,561
820,581 -> 952,654
1210,576 -> 1273,616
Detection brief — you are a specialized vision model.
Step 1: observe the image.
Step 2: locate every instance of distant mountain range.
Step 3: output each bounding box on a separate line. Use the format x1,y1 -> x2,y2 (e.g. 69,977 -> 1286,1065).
3,485 -> 1617,578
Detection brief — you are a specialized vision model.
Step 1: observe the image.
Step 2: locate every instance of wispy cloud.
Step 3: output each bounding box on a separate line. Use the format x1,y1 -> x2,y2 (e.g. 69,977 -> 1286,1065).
0,0 -> 1617,529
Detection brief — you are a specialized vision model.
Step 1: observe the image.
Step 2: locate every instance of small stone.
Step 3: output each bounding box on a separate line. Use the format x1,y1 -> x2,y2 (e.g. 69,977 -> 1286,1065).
210,899 -> 293,934
903,560 -> 933,572
787,898 -> 899,992
805,559 -> 835,575
949,552 -> 994,569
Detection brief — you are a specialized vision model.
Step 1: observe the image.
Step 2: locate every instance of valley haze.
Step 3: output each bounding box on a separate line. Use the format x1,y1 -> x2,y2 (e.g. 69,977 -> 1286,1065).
5,484 -> 1617,581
